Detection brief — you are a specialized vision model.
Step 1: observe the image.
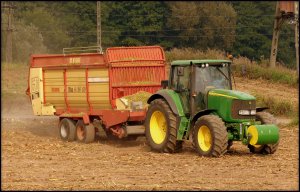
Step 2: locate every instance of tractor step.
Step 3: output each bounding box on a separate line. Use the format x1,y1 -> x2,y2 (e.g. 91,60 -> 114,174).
126,125 -> 145,135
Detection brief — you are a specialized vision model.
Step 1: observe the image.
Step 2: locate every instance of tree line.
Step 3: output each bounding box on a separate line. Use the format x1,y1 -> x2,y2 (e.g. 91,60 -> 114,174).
1,1 -> 296,68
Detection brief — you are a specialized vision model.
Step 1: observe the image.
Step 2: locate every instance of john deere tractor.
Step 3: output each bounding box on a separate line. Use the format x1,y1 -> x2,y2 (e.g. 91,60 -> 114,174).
145,60 -> 279,157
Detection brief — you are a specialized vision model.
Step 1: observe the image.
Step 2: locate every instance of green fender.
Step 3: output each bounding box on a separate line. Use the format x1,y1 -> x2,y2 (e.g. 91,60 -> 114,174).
147,89 -> 184,116
190,109 -> 216,128
147,89 -> 189,140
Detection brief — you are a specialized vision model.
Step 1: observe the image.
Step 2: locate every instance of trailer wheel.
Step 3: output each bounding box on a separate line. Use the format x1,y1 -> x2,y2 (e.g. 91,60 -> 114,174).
145,99 -> 181,153
192,115 -> 228,157
76,120 -> 95,143
248,112 -> 279,154
58,118 -> 76,141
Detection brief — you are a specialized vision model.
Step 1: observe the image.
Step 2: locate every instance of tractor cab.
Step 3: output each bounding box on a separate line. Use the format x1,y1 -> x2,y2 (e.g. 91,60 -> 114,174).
168,60 -> 232,116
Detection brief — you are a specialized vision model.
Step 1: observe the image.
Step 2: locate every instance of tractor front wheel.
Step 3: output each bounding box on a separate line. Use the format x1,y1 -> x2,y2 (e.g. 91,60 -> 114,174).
248,112 -> 279,154
193,115 -> 228,157
145,99 -> 181,153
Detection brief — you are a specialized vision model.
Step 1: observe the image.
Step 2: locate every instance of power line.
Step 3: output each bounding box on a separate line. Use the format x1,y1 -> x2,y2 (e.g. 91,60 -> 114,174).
10,24 -> 280,34
9,27 -> 294,38
52,32 -> 294,38
55,12 -> 276,18
13,7 -> 277,18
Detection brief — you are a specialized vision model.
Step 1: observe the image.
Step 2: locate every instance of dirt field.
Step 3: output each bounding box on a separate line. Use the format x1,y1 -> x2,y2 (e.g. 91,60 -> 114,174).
1,66 -> 299,190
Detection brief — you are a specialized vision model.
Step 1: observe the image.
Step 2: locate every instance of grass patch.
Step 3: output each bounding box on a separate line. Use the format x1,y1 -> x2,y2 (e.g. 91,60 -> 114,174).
253,92 -> 296,117
1,62 -> 29,94
231,61 -> 298,87
288,115 -> 299,126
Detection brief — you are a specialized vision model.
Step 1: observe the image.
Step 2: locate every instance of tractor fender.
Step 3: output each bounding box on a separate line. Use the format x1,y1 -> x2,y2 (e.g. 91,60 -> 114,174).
190,109 -> 215,128
256,107 -> 269,112
147,92 -> 180,116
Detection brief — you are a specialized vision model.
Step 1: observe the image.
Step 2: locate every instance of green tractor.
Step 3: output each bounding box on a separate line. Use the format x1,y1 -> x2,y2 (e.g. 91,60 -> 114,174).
145,60 -> 279,157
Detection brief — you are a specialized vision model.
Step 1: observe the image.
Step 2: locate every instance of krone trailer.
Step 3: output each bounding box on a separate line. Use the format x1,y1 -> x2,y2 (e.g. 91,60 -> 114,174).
26,46 -> 166,143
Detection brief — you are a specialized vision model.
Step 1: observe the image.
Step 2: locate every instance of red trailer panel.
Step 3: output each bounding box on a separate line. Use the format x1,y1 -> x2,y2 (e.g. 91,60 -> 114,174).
106,46 -> 165,66
30,53 -> 106,68
106,46 -> 166,107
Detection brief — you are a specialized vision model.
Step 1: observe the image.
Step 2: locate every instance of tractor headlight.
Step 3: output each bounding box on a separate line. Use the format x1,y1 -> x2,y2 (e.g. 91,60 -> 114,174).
238,109 -> 256,115
250,109 -> 256,115
239,110 -> 250,115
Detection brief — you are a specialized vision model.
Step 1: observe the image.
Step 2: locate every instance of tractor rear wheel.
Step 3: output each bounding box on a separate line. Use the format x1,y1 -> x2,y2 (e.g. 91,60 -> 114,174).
248,112 -> 279,154
192,115 -> 228,157
145,99 -> 181,153
58,118 -> 76,142
76,120 -> 95,143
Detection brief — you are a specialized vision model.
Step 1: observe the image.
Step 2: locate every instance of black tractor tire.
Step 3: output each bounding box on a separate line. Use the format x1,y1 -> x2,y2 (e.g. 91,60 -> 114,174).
192,115 -> 228,157
145,99 -> 181,153
248,111 -> 279,154
76,120 -> 95,143
227,140 -> 233,150
175,140 -> 183,152
58,118 -> 76,142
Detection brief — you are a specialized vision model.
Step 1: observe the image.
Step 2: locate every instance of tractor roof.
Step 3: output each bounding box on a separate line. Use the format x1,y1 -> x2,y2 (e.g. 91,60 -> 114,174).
171,59 -> 231,66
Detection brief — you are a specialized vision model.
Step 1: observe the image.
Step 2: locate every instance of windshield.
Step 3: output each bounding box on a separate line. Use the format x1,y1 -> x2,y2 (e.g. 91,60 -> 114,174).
195,65 -> 231,94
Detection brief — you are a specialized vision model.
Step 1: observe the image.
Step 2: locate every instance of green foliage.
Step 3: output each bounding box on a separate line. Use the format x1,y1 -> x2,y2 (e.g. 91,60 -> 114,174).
14,2 -> 71,53
50,1 -> 97,47
166,2 -> 237,50
12,20 -> 48,63
1,1 -> 297,68
102,1 -> 168,48
231,1 -> 296,68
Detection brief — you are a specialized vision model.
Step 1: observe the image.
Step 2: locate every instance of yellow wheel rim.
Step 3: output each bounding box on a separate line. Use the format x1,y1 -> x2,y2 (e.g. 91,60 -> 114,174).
198,125 -> 212,151
150,111 -> 167,144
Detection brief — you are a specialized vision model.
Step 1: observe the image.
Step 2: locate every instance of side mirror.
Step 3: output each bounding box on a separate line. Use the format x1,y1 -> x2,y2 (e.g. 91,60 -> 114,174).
161,80 -> 168,89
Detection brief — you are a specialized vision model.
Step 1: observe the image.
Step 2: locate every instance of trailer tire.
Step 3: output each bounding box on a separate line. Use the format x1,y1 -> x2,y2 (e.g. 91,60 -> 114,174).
248,112 -> 279,154
192,115 -> 228,157
58,118 -> 76,142
76,120 -> 95,143
145,99 -> 181,153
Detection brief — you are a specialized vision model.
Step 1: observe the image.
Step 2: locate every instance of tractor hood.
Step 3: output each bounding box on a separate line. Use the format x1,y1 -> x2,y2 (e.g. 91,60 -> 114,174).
208,89 -> 256,100
207,89 -> 256,123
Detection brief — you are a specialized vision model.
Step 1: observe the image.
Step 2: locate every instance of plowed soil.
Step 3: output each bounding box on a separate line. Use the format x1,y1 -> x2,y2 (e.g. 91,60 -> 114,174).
1,66 -> 299,190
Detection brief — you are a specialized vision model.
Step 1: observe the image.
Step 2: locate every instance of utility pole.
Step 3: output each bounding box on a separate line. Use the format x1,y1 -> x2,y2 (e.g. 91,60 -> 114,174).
3,1 -> 14,64
97,1 -> 102,52
270,2 -> 283,68
295,1 -> 299,78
